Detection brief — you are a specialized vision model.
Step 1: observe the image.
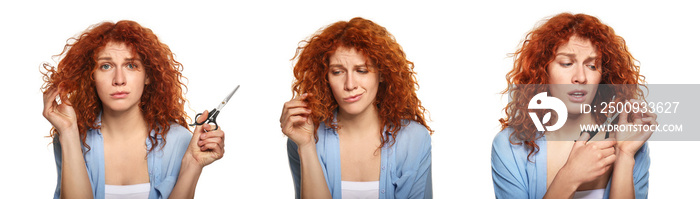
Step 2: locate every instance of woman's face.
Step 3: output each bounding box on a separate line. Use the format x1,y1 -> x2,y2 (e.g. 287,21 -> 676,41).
94,42 -> 148,113
328,46 -> 380,117
548,35 -> 602,114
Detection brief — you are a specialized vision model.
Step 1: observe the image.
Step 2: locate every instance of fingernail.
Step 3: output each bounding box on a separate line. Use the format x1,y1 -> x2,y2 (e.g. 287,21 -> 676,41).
200,133 -> 206,139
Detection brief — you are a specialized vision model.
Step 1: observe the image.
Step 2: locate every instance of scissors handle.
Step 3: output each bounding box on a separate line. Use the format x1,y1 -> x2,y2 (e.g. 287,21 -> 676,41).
189,108 -> 220,130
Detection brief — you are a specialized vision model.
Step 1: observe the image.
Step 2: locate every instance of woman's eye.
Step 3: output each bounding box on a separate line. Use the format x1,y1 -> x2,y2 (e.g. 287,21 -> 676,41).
587,64 -> 597,70
127,63 -> 136,69
357,69 -> 369,74
560,63 -> 573,67
100,64 -> 111,70
331,70 -> 343,75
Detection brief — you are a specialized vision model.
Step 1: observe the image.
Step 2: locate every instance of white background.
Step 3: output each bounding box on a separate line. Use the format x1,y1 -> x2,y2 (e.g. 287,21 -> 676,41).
1,0 -> 698,198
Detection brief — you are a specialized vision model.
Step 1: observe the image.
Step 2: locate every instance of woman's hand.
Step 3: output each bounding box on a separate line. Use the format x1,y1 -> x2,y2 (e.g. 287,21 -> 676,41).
45,87 -> 93,198
185,110 -> 225,168
42,87 -> 79,138
560,133 -> 617,185
281,93 -> 331,198
280,93 -> 315,148
608,99 -> 655,199
171,110 -> 225,199
614,99 -> 657,157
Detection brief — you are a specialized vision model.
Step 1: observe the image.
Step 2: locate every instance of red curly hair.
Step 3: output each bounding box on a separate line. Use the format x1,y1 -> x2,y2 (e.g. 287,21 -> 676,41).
41,20 -> 189,153
500,13 -> 645,160
291,17 -> 432,148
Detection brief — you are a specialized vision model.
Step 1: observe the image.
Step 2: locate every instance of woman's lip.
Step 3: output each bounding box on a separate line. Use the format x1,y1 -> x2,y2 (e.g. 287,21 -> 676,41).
343,93 -> 363,103
567,90 -> 588,95
567,90 -> 587,103
110,92 -> 129,99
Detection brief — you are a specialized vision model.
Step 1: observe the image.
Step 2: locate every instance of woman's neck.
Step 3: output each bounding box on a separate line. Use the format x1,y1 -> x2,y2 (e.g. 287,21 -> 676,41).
101,105 -> 149,139
545,112 -> 596,141
337,105 -> 382,138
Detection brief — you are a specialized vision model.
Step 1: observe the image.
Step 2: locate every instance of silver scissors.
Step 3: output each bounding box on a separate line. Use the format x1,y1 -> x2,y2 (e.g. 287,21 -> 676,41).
189,85 -> 240,130
580,95 -> 620,141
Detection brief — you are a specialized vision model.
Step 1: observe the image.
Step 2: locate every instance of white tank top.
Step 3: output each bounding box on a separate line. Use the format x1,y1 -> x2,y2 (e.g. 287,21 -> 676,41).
341,181 -> 380,199
105,183 -> 150,199
573,188 -> 605,199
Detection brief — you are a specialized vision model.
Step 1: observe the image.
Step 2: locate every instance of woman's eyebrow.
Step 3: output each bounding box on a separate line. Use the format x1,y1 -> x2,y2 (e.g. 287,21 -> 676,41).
584,56 -> 597,63
554,53 -> 597,61
329,63 -> 368,68
329,64 -> 344,68
555,53 -> 575,58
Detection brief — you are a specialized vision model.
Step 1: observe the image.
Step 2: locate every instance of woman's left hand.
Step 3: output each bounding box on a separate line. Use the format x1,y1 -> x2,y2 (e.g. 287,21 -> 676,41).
185,110 -> 225,168
614,99 -> 657,157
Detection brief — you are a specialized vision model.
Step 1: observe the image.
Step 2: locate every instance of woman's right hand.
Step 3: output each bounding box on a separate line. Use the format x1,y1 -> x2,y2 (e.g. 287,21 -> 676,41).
560,133 -> 617,185
280,93 -> 315,148
42,87 -> 79,138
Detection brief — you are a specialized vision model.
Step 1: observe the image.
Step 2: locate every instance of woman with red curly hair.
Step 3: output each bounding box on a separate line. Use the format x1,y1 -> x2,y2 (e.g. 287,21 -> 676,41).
42,20 -> 224,199
280,17 -> 433,199
492,13 -> 656,198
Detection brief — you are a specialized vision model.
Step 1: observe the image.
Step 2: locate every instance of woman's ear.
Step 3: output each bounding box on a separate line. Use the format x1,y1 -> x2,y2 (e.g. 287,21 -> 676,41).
145,77 -> 151,85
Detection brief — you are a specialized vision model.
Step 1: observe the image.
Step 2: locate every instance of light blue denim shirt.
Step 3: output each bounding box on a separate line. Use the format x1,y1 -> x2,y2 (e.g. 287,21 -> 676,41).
491,127 -> 650,199
287,119 -> 433,199
52,116 -> 192,199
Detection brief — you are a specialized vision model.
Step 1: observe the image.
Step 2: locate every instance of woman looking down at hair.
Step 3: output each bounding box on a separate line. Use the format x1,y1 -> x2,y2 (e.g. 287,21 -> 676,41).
281,17 -> 433,199
492,13 -> 656,199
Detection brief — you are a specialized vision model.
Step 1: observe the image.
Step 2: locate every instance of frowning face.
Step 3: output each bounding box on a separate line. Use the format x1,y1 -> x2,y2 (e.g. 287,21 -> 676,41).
548,35 -> 602,114
94,42 -> 148,114
327,46 -> 380,117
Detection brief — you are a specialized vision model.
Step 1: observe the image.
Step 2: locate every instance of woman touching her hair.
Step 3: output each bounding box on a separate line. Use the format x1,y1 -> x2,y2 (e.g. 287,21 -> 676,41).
281,17 -> 433,199
492,13 -> 656,199
42,20 -> 225,199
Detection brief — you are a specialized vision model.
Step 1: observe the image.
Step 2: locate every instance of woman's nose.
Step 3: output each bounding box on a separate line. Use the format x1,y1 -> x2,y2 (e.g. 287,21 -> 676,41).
571,64 -> 587,84
344,73 -> 357,91
113,67 -> 126,86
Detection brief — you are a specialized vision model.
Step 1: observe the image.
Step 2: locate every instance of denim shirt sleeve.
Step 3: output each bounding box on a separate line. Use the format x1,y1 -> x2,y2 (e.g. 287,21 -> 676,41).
391,121 -> 433,199
287,123 -> 340,199
491,128 -> 530,199
632,142 -> 650,199
287,138 -> 302,199
52,136 -> 62,199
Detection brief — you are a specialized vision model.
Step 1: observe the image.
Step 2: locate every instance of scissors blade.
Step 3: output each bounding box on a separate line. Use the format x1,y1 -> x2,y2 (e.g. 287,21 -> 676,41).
215,85 -> 240,111
604,111 -> 621,126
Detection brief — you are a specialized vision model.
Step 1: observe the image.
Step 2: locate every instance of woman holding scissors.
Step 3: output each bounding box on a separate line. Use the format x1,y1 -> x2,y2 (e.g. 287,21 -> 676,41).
41,20 -> 225,199
491,13 -> 656,198
280,17 -> 433,199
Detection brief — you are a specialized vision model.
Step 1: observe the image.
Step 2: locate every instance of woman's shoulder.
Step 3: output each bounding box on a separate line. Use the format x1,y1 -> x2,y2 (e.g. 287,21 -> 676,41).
492,127 -> 541,164
156,124 -> 192,152
390,120 -> 431,168
393,120 -> 431,147
164,124 -> 192,141
492,127 -> 531,160
492,127 -> 516,148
